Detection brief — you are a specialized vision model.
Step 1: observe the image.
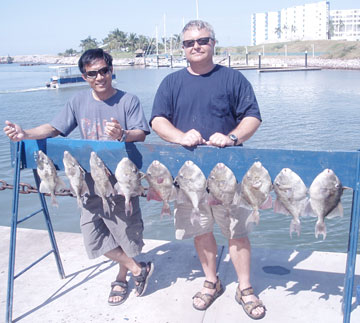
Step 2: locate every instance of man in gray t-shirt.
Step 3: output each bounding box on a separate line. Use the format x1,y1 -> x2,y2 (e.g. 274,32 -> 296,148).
4,49 -> 153,306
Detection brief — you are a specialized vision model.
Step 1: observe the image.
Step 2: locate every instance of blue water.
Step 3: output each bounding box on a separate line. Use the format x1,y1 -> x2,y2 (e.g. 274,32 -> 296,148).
1,63 -> 360,253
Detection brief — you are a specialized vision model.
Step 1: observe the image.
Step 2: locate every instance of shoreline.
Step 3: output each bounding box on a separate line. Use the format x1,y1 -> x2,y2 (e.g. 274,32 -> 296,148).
1,54 -> 360,70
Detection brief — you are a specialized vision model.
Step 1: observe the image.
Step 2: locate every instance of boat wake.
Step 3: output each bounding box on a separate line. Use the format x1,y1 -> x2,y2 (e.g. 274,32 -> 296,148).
0,87 -> 49,94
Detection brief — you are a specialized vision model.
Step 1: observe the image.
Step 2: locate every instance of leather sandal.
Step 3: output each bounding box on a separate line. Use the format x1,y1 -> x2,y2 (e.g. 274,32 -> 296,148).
192,276 -> 224,311
132,261 -> 154,297
235,286 -> 266,320
108,281 -> 128,306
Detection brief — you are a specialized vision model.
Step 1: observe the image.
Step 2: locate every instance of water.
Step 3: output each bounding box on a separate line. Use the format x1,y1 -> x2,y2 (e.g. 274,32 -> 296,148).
1,63 -> 360,253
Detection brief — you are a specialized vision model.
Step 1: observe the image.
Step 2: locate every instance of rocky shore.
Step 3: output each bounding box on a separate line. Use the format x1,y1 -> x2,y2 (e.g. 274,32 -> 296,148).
1,54 -> 360,70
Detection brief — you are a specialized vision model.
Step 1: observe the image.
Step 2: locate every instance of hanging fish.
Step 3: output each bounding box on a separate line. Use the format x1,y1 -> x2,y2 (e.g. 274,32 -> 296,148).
273,168 -> 307,237
237,161 -> 273,226
145,160 -> 177,217
174,160 -> 207,224
89,151 -> 115,215
36,150 -> 66,207
63,151 -> 89,208
114,157 -> 145,216
305,169 -> 344,240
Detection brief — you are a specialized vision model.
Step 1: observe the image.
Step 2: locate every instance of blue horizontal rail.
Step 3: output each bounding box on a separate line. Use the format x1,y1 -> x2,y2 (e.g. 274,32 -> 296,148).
7,138 -> 360,323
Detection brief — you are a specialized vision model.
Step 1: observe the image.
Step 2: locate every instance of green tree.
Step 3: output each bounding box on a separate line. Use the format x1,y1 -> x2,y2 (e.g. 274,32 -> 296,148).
103,29 -> 128,51
80,36 -> 98,52
128,33 -> 138,51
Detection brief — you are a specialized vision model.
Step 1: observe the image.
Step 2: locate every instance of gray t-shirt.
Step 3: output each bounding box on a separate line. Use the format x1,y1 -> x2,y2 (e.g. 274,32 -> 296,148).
51,88 -> 150,140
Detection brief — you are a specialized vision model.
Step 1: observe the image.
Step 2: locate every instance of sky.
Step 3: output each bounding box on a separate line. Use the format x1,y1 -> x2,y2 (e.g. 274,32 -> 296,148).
1,0 -> 359,56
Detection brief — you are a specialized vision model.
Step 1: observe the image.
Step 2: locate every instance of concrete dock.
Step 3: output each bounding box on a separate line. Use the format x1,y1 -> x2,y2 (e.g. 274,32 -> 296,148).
1,226 -> 360,323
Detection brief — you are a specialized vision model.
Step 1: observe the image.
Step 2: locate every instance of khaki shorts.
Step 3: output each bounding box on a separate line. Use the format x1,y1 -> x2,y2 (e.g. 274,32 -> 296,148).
80,194 -> 144,259
174,201 -> 253,240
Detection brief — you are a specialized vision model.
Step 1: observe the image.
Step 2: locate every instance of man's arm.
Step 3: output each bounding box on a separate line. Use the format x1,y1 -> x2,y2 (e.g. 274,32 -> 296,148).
4,120 -> 60,142
105,118 -> 146,142
207,116 -> 261,147
151,116 -> 205,147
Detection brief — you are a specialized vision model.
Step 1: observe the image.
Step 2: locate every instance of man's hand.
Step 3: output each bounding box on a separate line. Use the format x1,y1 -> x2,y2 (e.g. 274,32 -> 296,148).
3,120 -> 26,142
179,129 -> 206,147
207,132 -> 234,148
105,117 -> 124,141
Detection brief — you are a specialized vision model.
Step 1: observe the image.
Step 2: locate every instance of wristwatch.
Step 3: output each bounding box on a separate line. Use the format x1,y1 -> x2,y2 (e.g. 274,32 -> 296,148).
118,130 -> 128,142
228,133 -> 238,146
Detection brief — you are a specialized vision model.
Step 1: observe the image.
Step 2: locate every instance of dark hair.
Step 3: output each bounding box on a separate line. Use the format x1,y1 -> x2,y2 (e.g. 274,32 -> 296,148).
78,48 -> 113,74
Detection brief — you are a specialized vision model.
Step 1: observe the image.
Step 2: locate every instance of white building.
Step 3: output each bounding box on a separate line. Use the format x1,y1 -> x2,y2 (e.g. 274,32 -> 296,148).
251,1 -> 330,45
330,9 -> 360,41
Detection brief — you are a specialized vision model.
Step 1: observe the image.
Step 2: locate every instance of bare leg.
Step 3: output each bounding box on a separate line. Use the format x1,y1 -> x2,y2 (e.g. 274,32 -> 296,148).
105,246 -> 142,303
229,237 -> 264,318
193,232 -> 218,309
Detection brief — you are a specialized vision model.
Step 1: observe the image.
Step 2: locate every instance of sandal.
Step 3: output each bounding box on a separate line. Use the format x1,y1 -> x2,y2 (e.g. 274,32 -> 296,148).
133,261 -> 154,297
108,281 -> 128,306
192,276 -> 224,311
235,286 -> 266,320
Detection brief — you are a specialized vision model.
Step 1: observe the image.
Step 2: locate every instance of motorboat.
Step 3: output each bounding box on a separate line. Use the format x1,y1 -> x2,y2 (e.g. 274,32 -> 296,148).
46,65 -> 116,89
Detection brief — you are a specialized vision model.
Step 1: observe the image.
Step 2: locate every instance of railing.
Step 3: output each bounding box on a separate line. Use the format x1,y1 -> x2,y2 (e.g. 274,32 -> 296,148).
6,138 -> 360,323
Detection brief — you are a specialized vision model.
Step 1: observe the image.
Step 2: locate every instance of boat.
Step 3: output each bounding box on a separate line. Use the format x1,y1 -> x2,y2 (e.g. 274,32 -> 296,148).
46,65 -> 116,89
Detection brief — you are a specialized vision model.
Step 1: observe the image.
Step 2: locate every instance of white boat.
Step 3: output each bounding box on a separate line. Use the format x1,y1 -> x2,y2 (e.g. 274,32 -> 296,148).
46,65 -> 116,89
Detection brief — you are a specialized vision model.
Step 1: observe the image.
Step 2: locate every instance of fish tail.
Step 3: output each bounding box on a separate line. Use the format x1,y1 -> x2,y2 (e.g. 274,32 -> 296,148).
315,220 -> 327,240
50,193 -> 59,208
160,202 -> 171,217
290,219 -> 301,238
102,197 -> 111,216
76,196 -> 83,209
125,198 -> 133,216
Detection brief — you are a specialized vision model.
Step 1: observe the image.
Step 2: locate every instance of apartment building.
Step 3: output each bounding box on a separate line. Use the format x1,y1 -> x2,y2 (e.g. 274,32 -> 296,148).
251,1 -> 330,45
330,9 -> 360,41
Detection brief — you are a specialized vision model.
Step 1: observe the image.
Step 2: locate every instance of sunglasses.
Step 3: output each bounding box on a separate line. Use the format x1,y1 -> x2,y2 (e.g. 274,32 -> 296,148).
85,66 -> 111,79
182,37 -> 214,48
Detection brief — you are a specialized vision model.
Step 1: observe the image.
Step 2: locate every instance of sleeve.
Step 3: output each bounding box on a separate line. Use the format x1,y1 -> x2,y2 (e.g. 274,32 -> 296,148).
234,73 -> 262,123
149,76 -> 173,127
49,99 -> 78,137
125,94 -> 151,135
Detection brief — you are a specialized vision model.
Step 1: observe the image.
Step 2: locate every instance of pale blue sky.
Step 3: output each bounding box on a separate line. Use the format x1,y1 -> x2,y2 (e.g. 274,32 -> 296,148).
1,0 -> 358,55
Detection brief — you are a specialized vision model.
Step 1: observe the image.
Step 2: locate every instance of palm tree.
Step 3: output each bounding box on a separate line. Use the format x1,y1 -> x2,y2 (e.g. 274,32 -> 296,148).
80,36 -> 98,52
103,29 -> 128,51
128,33 -> 138,52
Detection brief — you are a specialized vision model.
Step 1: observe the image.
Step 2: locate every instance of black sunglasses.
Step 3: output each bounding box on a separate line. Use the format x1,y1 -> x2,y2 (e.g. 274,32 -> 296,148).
182,37 -> 214,48
85,66 -> 111,79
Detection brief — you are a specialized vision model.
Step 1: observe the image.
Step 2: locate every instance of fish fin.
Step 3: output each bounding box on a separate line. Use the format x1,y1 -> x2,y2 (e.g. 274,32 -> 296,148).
208,193 -> 222,206
237,197 -> 252,210
273,199 -> 290,215
326,202 -> 343,219
160,202 -> 171,217
232,190 -> 241,205
106,182 -> 115,197
147,187 -> 163,202
39,181 -> 50,194
260,195 -> 273,210
80,182 -> 90,196
169,186 -> 177,201
55,177 -> 67,191
139,171 -> 147,181
114,182 -> 123,195
246,209 -> 260,226
303,200 -> 317,217
176,189 -> 189,204
190,208 -> 201,225
315,220 -> 326,240
290,218 -> 301,238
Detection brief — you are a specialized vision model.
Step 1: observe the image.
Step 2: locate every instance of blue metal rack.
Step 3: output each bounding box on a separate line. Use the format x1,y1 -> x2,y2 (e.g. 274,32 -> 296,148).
6,138 -> 360,322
